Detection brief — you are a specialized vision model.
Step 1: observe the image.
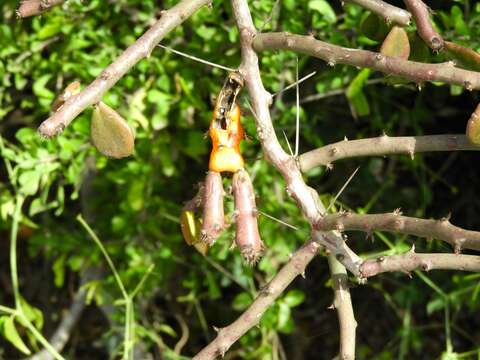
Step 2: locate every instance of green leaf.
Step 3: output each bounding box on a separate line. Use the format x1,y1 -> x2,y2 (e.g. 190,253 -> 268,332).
283,290 -> 305,308
53,254 -> 66,288
308,0 -> 336,23
232,292 -> 252,311
91,101 -> 135,158
18,170 -> 41,196
346,69 -> 372,117
3,316 -> 31,355
277,302 -> 291,329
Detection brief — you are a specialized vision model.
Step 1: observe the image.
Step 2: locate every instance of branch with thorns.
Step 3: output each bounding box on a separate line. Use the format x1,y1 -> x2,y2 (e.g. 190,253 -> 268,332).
315,211 -> 480,253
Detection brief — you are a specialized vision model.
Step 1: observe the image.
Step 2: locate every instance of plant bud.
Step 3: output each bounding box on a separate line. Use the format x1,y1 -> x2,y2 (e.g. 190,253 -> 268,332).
91,101 -> 135,158
201,171 -> 225,244
51,81 -> 81,112
232,169 -> 264,265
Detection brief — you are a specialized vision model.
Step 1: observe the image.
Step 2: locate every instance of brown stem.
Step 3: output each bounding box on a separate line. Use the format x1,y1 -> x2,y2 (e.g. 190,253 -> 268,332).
232,169 -> 265,265
403,0 -> 444,51
299,134 -> 480,171
327,255 -> 356,360
253,32 -> 480,89
360,249 -> 480,277
344,0 -> 411,26
192,240 -> 321,359
316,212 -> 480,252
38,0 -> 211,137
17,0 -> 64,18
201,171 -> 225,245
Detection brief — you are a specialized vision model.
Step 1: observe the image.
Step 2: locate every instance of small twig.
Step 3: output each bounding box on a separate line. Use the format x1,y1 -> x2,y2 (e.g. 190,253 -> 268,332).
273,71 -> 316,97
315,212 -> 480,252
327,255 -> 356,360
258,210 -> 298,230
294,57 -> 300,157
38,0 -> 211,137
360,249 -> 480,277
299,78 -> 384,105
403,0 -> 444,51
253,32 -> 480,89
343,0 -> 411,26
17,0 -> 64,18
174,313 -> 190,355
157,44 -> 236,72
299,134 -> 480,172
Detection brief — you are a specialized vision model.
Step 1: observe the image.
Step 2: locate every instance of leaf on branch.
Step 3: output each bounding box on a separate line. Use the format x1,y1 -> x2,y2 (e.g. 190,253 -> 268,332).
466,104 -> 480,145
380,26 -> 410,60
91,101 -> 135,158
444,41 -> 480,72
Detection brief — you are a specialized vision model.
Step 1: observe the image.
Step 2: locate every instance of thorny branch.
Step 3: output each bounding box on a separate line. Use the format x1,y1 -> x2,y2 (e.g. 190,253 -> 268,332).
299,134 -> 480,171
403,0 -> 444,51
194,0 -> 361,358
253,32 -> 480,90
38,0 -> 212,137
316,212 -> 480,253
344,0 -> 411,27
328,255 -> 356,360
192,241 -> 321,360
360,248 -> 480,277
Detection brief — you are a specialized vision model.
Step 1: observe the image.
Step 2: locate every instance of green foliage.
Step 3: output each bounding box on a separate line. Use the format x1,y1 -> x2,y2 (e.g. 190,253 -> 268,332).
1,0 -> 480,358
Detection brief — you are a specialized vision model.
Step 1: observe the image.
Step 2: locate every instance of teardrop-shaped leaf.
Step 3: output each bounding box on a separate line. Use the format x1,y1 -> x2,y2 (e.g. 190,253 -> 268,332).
466,104 -> 480,144
360,13 -> 389,42
444,41 -> 480,72
3,316 -> 31,355
91,101 -> 135,158
380,26 -> 410,59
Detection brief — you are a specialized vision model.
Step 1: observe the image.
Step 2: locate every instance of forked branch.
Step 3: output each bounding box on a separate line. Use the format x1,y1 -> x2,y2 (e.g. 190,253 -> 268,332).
253,32 -> 480,89
316,212 -> 480,252
299,134 -> 480,171
38,0 -> 211,137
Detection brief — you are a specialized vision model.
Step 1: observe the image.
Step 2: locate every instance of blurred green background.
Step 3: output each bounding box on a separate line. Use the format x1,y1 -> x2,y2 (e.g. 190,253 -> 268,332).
1,0 -> 480,358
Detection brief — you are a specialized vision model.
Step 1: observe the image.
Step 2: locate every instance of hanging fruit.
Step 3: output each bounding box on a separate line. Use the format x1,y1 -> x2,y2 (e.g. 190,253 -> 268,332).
91,101 -> 135,158
209,72 -> 245,173
201,171 -> 225,245
232,169 -> 264,265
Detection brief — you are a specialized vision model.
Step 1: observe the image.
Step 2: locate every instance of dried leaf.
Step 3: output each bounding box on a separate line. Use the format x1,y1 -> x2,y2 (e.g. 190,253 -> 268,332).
444,41 -> 480,72
91,101 -> 135,158
466,104 -> 480,144
380,26 -> 410,60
